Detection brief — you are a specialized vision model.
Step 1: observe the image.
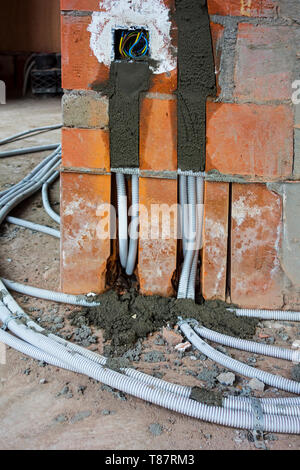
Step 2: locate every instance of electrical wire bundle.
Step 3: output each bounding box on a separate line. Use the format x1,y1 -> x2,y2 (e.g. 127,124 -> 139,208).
119,30 -> 149,59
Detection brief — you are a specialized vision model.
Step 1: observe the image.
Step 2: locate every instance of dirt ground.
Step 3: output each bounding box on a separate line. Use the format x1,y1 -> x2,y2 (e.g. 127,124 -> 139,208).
0,98 -> 299,451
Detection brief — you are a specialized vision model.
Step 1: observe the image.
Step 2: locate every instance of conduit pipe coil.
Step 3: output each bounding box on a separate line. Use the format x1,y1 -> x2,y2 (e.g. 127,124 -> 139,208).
179,321 -> 300,395
0,306 -> 299,434
195,325 -> 300,363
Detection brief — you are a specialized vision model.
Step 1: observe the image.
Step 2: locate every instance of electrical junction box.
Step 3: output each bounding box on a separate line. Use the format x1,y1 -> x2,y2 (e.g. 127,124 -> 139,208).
114,28 -> 150,61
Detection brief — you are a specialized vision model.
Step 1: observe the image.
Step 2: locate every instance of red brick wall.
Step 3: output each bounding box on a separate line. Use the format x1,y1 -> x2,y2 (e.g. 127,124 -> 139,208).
202,1 -> 300,308
60,1 -> 300,308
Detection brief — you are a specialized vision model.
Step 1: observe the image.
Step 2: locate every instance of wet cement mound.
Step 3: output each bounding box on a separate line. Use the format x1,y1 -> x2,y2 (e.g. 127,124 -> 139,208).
70,289 -> 258,356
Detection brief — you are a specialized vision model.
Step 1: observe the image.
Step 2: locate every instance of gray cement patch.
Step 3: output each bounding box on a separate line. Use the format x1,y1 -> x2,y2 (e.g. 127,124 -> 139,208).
175,0 -> 216,172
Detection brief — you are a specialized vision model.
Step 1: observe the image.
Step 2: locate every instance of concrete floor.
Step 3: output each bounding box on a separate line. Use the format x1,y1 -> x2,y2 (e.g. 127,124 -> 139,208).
0,98 -> 299,450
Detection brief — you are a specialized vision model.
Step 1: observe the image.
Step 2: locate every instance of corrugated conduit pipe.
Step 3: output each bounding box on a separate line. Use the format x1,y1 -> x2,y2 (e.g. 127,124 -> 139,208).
0,146 -> 60,199
0,124 -> 62,146
187,176 -> 204,300
233,308 -> 300,322
116,173 -> 128,269
126,174 -> 139,276
1,278 -> 100,308
178,176 -> 197,299
3,277 -> 299,417
42,171 -> 61,224
6,217 -> 60,239
195,324 -> 300,363
179,321 -> 300,395
116,173 -> 139,275
0,304 -> 299,434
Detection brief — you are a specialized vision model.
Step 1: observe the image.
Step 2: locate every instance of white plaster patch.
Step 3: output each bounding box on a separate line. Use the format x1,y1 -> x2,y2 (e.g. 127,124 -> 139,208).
205,218 -> 225,239
63,198 -> 86,216
232,196 -> 262,226
88,0 -> 176,75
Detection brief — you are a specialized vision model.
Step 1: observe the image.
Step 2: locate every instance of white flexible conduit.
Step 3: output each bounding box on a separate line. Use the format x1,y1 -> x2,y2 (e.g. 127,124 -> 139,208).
195,325 -> 300,363
179,321 -> 300,395
178,176 -> 197,299
6,216 -> 60,239
0,279 -> 100,308
0,144 -> 60,159
126,174 -> 139,276
0,148 -> 60,199
233,308 -> 300,322
187,177 -> 204,300
116,173 -> 128,269
0,148 -> 61,225
0,124 -> 62,146
42,171 -> 61,224
116,172 -> 139,275
179,175 -> 189,258
0,324 -> 76,373
0,304 -> 299,433
0,147 -> 300,434
223,396 -> 300,418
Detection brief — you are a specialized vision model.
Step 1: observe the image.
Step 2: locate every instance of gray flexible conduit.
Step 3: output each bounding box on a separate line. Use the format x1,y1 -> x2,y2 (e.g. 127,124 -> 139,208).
42,171 -> 61,224
179,321 -> 300,395
0,124 -> 62,146
116,173 -> 128,269
6,216 -> 60,239
195,324 -> 300,363
125,174 -> 139,276
0,144 -> 60,158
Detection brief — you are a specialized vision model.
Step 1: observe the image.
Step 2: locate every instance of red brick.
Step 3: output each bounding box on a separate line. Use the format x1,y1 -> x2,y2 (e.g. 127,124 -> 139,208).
61,14 -> 109,90
207,0 -> 276,17
60,173 -> 111,294
138,92 -> 178,296
61,0 -> 175,11
61,0 -> 103,10
231,184 -> 283,309
140,95 -> 177,172
234,24 -> 293,102
149,68 -> 177,95
202,182 -> 229,301
138,178 -> 177,297
210,22 -> 224,96
206,102 -> 293,179
62,127 -> 110,170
